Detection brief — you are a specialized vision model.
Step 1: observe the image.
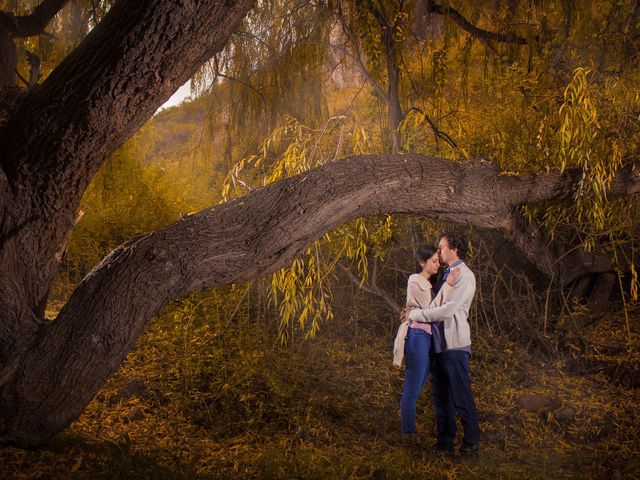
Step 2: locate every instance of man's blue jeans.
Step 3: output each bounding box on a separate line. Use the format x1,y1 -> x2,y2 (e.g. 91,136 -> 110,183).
400,328 -> 431,433
430,349 -> 480,449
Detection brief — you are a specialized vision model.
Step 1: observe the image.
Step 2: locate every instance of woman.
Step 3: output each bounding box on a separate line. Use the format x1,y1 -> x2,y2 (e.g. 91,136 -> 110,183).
400,245 -> 458,451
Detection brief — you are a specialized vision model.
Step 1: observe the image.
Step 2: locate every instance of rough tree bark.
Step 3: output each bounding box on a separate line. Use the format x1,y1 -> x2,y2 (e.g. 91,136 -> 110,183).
0,0 -> 638,449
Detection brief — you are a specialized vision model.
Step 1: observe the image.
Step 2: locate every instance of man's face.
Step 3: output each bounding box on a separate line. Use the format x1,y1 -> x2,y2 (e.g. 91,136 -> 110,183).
438,237 -> 458,266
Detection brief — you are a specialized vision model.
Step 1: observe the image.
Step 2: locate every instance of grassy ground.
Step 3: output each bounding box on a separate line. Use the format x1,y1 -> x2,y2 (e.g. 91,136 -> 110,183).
2,301 -> 639,479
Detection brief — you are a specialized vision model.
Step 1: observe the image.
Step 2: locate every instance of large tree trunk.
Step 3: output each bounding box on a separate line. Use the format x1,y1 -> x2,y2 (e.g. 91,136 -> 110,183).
2,153 -> 639,447
0,0 -> 255,447
0,0 -> 254,386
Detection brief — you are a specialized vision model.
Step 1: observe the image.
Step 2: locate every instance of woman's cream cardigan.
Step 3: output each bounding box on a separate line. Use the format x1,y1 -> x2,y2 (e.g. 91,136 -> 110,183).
392,274 -> 433,367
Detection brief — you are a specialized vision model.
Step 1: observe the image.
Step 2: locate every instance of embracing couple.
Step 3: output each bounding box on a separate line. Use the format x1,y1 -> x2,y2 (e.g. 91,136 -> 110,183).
396,232 -> 480,459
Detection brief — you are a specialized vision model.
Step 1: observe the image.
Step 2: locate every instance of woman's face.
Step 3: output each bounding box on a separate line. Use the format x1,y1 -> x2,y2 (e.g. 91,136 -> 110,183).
422,253 -> 440,277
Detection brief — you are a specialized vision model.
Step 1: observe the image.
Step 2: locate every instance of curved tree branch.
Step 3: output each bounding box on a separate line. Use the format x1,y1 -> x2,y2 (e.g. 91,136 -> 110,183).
12,0 -> 70,38
404,106 -> 457,149
425,0 -> 530,46
2,154 -> 639,446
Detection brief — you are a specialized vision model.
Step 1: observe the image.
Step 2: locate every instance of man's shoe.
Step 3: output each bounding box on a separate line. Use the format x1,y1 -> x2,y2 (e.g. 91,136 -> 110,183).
432,442 -> 454,453
459,444 -> 479,460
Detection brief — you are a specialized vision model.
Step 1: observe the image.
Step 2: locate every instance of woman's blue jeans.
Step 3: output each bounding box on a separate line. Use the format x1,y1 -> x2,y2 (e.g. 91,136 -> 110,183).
400,327 -> 431,434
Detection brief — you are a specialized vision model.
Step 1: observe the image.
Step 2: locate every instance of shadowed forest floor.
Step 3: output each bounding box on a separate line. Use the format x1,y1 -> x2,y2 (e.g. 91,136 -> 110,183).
2,299 -> 639,479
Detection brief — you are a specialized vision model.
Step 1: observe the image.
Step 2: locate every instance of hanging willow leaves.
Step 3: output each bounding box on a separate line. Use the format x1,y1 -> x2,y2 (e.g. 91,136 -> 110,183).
221,113 -> 398,341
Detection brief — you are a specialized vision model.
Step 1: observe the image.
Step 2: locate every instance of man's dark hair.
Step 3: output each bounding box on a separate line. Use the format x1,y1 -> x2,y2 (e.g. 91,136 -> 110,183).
441,231 -> 468,260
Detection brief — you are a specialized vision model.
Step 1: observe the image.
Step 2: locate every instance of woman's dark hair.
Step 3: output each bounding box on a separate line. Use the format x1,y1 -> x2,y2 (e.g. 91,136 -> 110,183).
415,245 -> 437,273
441,231 -> 468,260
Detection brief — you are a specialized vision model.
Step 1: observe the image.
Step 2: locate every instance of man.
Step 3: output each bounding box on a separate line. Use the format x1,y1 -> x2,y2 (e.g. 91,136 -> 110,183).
400,232 -> 480,459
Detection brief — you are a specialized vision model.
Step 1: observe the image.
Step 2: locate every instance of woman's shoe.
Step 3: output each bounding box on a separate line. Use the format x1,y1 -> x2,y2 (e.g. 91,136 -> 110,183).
401,433 -> 423,457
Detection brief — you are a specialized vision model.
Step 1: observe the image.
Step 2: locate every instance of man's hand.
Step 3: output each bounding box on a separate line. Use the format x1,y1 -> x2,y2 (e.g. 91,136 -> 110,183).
446,267 -> 461,286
